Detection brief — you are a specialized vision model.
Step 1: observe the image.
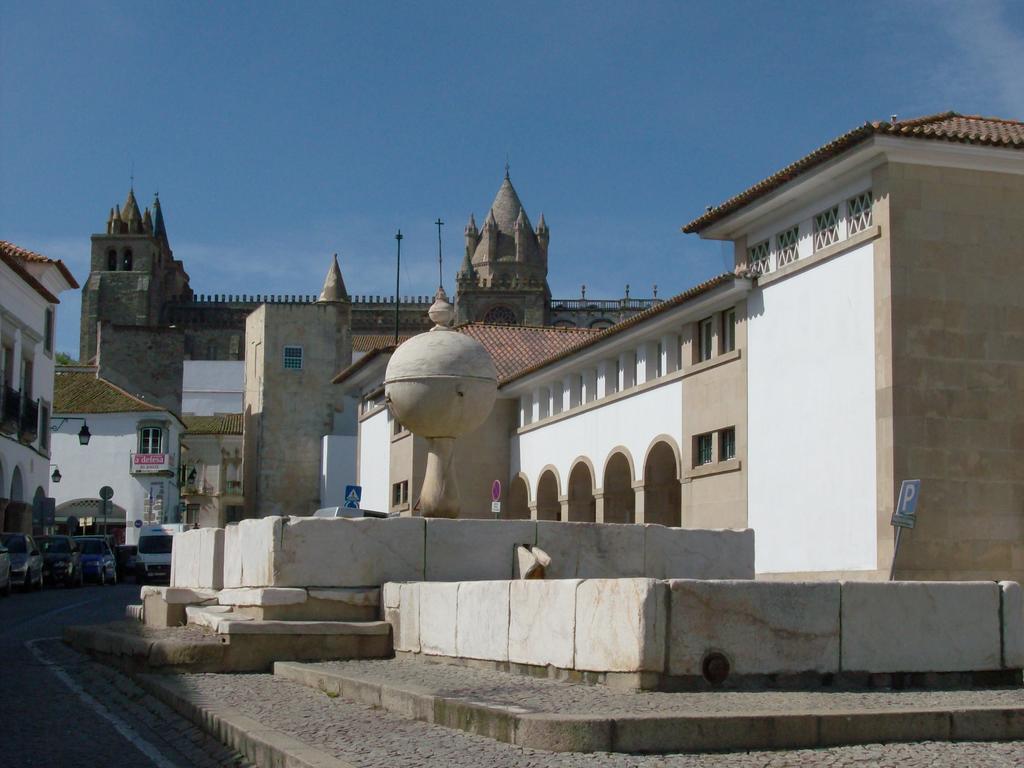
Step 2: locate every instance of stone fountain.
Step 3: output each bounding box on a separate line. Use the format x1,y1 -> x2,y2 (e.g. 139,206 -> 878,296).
383,288 -> 497,517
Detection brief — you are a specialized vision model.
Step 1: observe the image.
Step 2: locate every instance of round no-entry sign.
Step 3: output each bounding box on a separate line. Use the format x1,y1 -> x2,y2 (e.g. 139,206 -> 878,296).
491,480 -> 501,502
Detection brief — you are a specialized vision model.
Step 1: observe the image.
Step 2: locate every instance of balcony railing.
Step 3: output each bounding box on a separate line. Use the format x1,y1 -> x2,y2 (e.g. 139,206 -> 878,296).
19,396 -> 38,444
0,385 -> 19,434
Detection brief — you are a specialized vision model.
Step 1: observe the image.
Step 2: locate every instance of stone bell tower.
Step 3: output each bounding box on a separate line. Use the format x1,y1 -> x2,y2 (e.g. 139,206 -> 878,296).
455,171 -> 551,326
79,188 -> 191,361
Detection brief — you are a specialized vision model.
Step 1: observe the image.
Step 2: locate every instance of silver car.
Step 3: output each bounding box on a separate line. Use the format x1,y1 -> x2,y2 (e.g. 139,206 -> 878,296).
0,533 -> 43,591
0,539 -> 10,596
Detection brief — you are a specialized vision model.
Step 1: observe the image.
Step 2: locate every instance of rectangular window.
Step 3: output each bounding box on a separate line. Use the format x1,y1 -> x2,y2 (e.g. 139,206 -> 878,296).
721,308 -> 736,353
44,308 -> 54,355
813,206 -> 840,250
39,402 -> 50,451
139,426 -> 163,454
847,191 -> 873,235
720,427 -> 736,461
695,433 -> 713,466
776,226 -> 799,267
21,359 -> 33,399
698,317 -> 713,362
283,346 -> 303,370
747,239 -> 770,275
392,480 -> 409,508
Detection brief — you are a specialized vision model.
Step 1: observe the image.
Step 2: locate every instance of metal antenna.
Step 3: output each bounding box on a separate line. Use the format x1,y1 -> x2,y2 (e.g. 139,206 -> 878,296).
504,153 -> 510,179
394,230 -> 403,345
435,218 -> 445,289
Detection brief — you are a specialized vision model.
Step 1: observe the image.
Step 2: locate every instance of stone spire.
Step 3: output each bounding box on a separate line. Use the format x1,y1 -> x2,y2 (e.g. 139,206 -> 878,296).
317,253 -> 349,302
121,187 -> 143,233
142,207 -> 153,234
152,193 -> 167,241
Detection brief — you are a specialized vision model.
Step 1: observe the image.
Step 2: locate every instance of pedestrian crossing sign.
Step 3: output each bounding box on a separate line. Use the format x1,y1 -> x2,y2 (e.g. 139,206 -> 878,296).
344,484 -> 362,509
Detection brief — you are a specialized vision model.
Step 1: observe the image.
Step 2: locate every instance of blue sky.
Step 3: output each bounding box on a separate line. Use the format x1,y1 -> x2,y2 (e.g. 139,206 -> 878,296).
2,0 -> 1022,355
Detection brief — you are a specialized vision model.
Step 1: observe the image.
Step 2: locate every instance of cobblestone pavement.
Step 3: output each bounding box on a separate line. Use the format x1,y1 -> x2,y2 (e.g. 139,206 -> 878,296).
308,658 -> 1024,714
0,583 -> 250,768
174,670 -> 1024,767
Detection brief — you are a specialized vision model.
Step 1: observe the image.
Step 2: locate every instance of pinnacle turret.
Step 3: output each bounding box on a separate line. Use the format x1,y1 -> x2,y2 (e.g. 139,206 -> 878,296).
121,187 -> 143,232
465,212 -> 478,236
152,193 -> 167,241
317,253 -> 349,303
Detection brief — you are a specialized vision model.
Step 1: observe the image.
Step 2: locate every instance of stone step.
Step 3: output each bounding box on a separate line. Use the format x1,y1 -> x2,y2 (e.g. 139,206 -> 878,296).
273,658 -> 1024,754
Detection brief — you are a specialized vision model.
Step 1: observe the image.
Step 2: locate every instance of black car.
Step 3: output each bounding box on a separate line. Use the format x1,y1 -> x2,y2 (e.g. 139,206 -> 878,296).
115,545 -> 137,581
38,535 -> 83,588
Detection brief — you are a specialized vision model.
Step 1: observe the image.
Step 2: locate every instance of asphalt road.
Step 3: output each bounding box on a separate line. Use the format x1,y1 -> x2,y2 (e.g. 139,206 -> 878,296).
0,579 -> 248,768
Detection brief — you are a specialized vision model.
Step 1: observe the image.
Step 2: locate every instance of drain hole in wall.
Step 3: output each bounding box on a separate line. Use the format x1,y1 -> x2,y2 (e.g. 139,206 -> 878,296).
701,651 -> 730,685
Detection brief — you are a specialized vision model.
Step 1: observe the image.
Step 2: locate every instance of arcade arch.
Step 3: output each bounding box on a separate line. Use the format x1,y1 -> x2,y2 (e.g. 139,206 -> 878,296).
506,475 -> 531,520
644,439 -> 681,526
602,450 -> 635,524
536,469 -> 560,521
567,459 -> 596,522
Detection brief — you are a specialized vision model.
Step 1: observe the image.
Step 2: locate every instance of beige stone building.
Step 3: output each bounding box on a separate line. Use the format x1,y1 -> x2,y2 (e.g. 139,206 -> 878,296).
340,112 -> 1024,583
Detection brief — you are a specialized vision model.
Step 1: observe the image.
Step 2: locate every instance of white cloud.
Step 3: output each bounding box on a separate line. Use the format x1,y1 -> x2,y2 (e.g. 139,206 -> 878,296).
935,0 -> 1024,117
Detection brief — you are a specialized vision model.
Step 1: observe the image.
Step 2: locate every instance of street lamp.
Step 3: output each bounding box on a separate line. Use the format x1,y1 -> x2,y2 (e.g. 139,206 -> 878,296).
50,465 -> 61,483
51,416 -> 92,446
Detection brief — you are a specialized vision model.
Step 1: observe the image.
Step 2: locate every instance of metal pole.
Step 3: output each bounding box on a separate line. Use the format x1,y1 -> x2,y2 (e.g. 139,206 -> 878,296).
394,230 -> 403,345
435,218 -> 444,289
889,526 -> 902,581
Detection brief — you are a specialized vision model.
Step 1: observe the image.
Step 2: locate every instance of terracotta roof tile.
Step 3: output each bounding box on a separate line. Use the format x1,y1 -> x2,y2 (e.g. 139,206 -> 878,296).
0,240 -> 79,290
54,368 -> 165,414
683,112 -> 1024,233
183,413 -> 243,435
353,333 -> 416,352
457,324 -> 601,383
499,273 -> 738,387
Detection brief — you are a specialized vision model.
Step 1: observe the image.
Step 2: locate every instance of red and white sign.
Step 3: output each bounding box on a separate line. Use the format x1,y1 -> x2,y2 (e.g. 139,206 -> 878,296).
133,453 -> 168,470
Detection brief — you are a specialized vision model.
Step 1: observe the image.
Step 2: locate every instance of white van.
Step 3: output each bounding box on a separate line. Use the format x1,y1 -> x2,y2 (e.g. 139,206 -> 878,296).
135,524 -> 185,584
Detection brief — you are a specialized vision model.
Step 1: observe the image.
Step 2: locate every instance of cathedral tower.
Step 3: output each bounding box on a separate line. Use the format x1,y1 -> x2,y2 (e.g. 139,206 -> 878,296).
79,188 -> 192,361
455,172 -> 551,326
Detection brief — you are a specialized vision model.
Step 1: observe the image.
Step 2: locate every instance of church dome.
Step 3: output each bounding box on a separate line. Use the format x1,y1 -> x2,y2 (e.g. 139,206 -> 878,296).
471,174 -> 543,268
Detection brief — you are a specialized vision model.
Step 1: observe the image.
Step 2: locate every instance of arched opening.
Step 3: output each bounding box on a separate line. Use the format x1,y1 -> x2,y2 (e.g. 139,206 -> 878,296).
644,441 -> 681,526
122,248 -> 133,271
10,466 -> 24,502
602,452 -> 634,524
107,249 -> 117,271
506,475 -> 530,520
482,305 -> 517,325
567,461 -> 595,522
536,470 -> 560,521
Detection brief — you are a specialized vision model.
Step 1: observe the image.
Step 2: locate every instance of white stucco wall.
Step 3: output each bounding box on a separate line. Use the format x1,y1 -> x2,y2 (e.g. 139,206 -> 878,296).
50,411 -> 183,545
746,241 -> 877,574
182,361 -> 244,415
321,434 -> 358,508
357,409 -> 390,513
511,380 -> 683,498
1,259 -> 62,510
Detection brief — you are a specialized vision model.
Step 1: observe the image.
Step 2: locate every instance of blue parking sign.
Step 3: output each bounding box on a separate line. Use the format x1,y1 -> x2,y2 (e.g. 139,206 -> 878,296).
892,479 -> 921,529
344,485 -> 362,509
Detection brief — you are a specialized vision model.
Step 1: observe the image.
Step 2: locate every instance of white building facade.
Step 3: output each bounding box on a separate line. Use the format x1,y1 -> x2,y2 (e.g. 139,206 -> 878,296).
51,368 -> 185,545
0,241 -> 78,533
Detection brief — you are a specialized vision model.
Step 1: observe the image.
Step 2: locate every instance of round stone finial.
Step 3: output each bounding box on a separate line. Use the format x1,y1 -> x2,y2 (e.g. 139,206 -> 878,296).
428,286 -> 454,330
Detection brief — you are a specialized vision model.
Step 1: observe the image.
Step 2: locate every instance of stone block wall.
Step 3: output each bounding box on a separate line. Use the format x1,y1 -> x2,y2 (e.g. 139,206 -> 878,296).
95,323 -> 184,413
879,162 -> 1024,582
390,578 -> 1023,685
214,516 -> 755,589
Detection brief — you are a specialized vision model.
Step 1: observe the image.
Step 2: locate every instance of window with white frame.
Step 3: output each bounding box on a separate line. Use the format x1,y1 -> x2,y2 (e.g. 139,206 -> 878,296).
721,308 -> 736,353
776,226 -> 799,267
139,426 -> 163,454
392,480 -> 409,508
813,206 -> 840,251
697,317 -> 713,362
747,239 -> 770,275
847,191 -> 873,235
283,345 -> 303,370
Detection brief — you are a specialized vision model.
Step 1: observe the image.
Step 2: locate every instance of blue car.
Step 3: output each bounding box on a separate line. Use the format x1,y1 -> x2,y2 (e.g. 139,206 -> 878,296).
74,537 -> 118,585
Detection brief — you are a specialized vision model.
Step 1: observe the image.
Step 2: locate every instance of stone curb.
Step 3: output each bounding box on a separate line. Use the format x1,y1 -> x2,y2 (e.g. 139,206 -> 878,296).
273,661 -> 1024,753
135,672 -> 355,768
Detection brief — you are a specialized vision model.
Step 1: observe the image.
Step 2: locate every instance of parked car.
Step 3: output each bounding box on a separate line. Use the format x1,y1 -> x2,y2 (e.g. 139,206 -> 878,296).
38,535 -> 83,588
74,537 -> 117,585
0,533 -> 43,591
115,545 -> 137,581
0,540 -> 10,596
